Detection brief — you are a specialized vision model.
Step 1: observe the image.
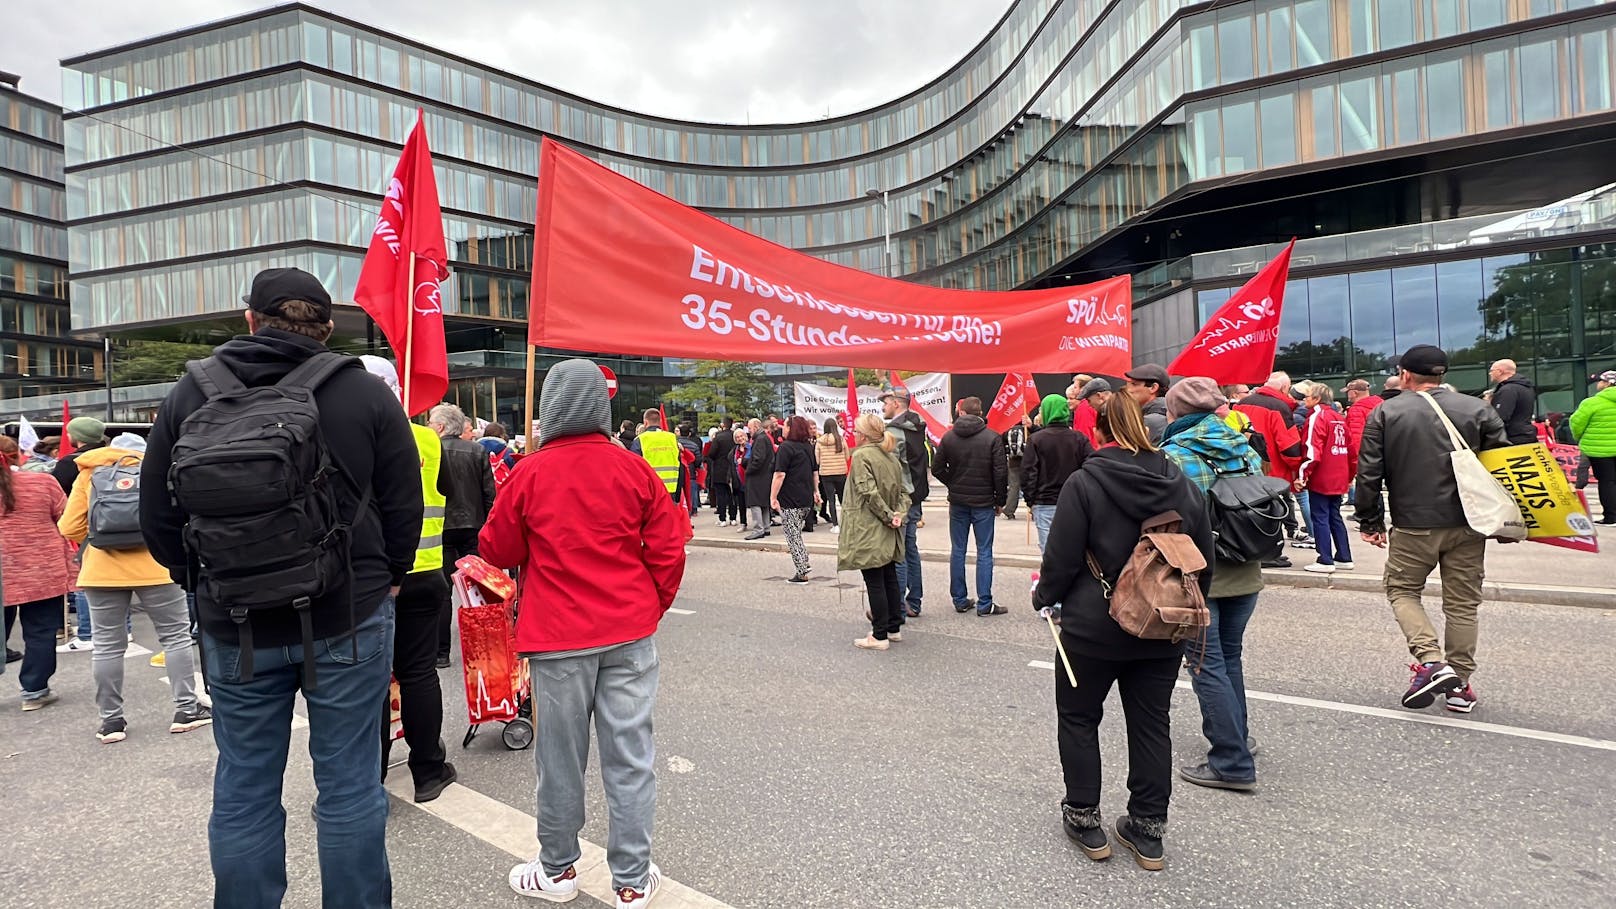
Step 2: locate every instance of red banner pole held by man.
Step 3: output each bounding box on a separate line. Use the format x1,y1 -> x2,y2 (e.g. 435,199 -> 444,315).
1168,240 -> 1295,383
354,111 -> 450,417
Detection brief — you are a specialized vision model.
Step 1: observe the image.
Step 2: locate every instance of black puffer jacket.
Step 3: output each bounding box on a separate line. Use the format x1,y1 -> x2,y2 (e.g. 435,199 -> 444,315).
1355,388 -> 1510,532
440,435 -> 496,531
1021,423 -> 1093,507
932,414 -> 1006,509
1491,374 -> 1538,445
1033,447 -> 1214,660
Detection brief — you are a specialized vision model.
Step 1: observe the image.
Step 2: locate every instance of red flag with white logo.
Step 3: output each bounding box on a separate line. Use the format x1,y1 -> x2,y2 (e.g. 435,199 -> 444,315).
1168,241 -> 1294,384
354,112 -> 449,417
889,371 -> 947,445
986,372 -> 1035,434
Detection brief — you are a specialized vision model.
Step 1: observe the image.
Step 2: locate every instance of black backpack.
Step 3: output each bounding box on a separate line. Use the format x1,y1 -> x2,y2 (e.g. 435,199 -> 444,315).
168,352 -> 365,689
87,455 -> 148,550
1206,470 -> 1292,564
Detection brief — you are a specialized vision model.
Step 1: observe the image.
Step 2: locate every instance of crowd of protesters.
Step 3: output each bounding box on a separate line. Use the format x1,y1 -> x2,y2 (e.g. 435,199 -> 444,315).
5,268 -> 1613,897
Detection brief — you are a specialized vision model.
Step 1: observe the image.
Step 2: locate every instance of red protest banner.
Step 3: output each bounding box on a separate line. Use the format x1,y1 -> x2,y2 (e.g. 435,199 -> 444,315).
529,139 -> 1131,374
1169,241 -> 1294,383
890,371 -> 949,445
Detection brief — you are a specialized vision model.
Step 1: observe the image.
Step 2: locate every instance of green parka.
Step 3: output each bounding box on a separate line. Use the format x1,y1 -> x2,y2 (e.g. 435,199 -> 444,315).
837,443 -> 911,572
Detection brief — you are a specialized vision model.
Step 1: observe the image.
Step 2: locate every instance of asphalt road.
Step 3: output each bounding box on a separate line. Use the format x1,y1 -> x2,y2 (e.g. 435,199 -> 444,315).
3,547 -> 1612,908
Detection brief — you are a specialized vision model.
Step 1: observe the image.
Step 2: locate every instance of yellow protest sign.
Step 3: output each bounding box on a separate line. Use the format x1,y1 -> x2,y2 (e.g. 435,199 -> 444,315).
1477,443 -> 1596,540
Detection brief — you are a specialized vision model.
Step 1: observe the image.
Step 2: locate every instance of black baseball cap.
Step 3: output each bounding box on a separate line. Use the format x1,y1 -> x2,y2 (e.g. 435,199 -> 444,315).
1398,344 -> 1449,376
242,267 -> 333,321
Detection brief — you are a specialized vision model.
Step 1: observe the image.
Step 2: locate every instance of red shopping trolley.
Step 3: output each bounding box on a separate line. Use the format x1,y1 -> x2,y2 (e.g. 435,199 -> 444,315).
453,555 -> 534,750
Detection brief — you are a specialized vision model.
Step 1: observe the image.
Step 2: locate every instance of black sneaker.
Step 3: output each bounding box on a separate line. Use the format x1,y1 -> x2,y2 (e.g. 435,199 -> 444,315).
96,716 -> 128,744
4,647 -> 19,664
414,762 -> 458,803
1261,555 -> 1293,569
1178,762 -> 1256,791
787,572 -> 810,584
1115,815 -> 1166,871
1061,804 -> 1110,861
953,599 -> 976,614
976,604 -> 1009,616
171,704 -> 213,734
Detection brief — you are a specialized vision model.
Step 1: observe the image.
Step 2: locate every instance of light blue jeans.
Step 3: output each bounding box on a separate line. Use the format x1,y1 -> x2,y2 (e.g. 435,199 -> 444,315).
531,637 -> 660,892
1032,505 -> 1058,552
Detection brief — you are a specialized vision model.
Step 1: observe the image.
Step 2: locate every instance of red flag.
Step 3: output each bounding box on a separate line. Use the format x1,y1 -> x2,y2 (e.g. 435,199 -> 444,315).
658,404 -> 669,431
58,400 -> 75,457
1022,374 -> 1040,417
889,371 -> 948,445
842,368 -> 859,446
1168,241 -> 1295,383
354,112 -> 449,417
986,372 -> 1037,434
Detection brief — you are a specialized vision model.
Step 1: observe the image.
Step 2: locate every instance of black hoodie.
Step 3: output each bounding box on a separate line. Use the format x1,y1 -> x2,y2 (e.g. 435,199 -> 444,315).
1033,447 -> 1214,660
140,329 -> 424,648
932,413 -> 1006,508
885,409 -> 931,504
1491,374 -> 1538,445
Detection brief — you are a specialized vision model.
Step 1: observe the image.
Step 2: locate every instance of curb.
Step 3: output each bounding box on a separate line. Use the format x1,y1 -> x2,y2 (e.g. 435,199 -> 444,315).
689,537 -> 1615,610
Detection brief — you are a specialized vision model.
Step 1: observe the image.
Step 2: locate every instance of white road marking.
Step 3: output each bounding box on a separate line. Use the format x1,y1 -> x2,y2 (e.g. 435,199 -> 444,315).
383,775 -> 734,908
667,608 -> 696,616
1025,662 -> 1616,752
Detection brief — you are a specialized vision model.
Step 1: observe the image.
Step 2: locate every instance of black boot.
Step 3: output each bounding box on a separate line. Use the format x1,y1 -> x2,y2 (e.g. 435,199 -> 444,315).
1115,815 -> 1166,871
1061,804 -> 1110,861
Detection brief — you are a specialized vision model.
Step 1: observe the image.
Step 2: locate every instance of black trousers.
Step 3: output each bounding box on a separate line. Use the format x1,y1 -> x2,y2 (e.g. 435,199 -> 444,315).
710,480 -> 741,522
440,529 -> 480,659
1590,456 -> 1616,521
384,570 -> 449,787
1056,648 -> 1179,821
819,475 -> 846,525
861,563 -> 902,640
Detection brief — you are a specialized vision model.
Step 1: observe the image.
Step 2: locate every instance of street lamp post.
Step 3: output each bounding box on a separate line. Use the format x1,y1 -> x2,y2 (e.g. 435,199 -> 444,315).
865,188 -> 892,276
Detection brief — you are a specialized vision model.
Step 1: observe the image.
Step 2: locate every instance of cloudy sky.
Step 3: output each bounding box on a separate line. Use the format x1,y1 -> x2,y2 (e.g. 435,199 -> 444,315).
4,0 -> 1011,122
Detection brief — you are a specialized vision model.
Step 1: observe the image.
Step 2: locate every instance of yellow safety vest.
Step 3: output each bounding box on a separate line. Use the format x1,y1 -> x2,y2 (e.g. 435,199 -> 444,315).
638,429 -> 681,495
411,422 -> 445,574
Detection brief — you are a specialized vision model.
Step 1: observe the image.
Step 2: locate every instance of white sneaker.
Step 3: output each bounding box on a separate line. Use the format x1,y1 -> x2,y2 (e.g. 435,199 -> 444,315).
1304,563 -> 1336,574
56,637 -> 92,654
509,859 -> 578,902
614,864 -> 662,908
1335,562 -> 1355,570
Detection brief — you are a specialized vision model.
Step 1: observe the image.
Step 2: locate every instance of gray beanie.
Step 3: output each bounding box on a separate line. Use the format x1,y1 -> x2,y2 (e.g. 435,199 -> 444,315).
538,358 -> 612,445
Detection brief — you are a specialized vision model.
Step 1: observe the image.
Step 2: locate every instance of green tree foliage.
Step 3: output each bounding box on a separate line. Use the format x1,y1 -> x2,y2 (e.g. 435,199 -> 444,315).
665,360 -> 777,425
825,368 -> 924,387
112,339 -> 216,384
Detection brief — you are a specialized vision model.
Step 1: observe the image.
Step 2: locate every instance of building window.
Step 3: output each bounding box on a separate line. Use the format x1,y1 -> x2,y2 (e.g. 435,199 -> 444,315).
1260,91 -> 1298,166
1339,75 -> 1380,152
1294,0 -> 1331,66
1426,54 -> 1466,138
1519,37 -> 1563,123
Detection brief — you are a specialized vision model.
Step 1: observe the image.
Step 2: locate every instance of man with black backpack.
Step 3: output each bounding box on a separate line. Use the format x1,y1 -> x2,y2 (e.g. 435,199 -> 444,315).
141,267 -> 423,908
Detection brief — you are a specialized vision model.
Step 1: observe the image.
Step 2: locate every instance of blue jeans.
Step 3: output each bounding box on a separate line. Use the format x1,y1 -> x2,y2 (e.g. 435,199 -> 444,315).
5,597 -> 62,698
895,503 -> 924,614
203,598 -> 396,909
1032,505 -> 1057,552
1186,593 -> 1258,782
1308,492 -> 1353,566
1296,490 -> 1315,538
948,505 -> 997,611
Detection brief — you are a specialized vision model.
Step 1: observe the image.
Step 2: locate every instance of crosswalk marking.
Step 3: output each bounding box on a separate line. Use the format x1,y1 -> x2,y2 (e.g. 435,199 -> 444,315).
1025,661 -> 1616,752
667,608 -> 696,616
384,775 -> 734,907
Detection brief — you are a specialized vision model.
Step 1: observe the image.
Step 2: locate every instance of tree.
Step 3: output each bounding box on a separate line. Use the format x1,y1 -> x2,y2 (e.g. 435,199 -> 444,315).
824,368 -> 925,387
665,359 -> 777,426
112,339 -> 216,384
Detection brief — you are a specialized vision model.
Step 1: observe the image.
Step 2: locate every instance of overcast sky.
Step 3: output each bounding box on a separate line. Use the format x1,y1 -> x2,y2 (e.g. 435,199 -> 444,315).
4,0 -> 1011,123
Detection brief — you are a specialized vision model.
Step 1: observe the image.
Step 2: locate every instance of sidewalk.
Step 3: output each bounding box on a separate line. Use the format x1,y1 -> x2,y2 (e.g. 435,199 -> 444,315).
691,498 -> 1615,609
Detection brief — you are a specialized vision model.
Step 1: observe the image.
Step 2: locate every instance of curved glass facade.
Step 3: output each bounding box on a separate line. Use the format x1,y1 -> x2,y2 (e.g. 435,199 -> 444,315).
61,0 -> 1616,367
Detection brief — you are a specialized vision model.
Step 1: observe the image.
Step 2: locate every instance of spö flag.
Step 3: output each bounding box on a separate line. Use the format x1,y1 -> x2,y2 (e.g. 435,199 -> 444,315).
529,139 -> 1132,374
354,113 -> 450,417
1169,241 -> 1294,383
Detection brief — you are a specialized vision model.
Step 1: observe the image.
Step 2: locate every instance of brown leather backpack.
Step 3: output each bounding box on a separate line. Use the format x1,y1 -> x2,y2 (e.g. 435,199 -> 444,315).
1086,510 -> 1209,643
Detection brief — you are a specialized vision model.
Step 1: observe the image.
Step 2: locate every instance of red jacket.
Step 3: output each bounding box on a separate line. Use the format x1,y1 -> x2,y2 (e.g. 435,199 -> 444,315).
1299,407 -> 1353,495
1233,403 -> 1303,482
1344,394 -> 1383,475
1072,399 -> 1100,445
479,434 -> 688,653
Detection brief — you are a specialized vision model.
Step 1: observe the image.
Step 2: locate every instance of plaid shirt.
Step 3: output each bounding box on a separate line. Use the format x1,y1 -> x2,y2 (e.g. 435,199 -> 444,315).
1160,414 -> 1264,495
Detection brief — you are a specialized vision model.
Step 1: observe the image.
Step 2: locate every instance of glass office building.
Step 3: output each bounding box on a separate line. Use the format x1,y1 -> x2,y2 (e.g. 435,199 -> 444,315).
59,0 -> 1616,420
1,76 -> 102,407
